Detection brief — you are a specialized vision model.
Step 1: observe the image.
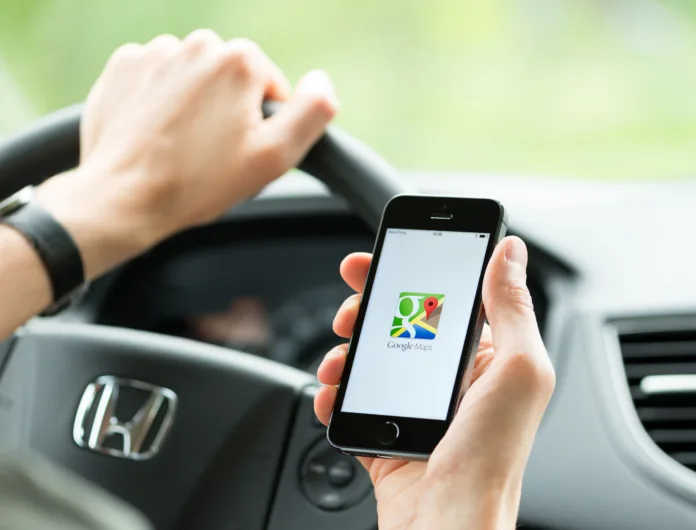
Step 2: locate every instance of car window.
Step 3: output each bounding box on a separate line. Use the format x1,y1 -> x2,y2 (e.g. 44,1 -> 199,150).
0,0 -> 694,179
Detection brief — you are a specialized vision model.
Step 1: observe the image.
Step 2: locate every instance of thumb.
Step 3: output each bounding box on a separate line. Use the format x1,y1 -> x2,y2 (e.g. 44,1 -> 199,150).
260,69 -> 339,166
482,236 -> 545,361
431,237 -> 553,478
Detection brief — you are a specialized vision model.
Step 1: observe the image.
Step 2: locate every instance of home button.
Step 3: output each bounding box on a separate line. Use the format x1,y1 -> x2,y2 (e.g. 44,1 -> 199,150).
375,421 -> 399,446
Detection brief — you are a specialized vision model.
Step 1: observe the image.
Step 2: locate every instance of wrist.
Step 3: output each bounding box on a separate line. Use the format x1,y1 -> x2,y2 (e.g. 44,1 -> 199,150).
416,473 -> 522,530
34,166 -> 169,280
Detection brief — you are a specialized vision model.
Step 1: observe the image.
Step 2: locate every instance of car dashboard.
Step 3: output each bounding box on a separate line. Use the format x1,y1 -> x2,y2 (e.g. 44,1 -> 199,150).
65,174 -> 696,529
95,214 -> 373,373
90,204 -> 557,375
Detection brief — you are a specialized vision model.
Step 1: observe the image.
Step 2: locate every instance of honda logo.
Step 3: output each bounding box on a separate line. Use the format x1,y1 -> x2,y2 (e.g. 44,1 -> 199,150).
73,376 -> 177,460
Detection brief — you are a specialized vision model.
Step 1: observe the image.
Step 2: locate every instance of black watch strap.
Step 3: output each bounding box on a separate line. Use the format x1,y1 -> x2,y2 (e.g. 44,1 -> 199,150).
2,193 -> 85,310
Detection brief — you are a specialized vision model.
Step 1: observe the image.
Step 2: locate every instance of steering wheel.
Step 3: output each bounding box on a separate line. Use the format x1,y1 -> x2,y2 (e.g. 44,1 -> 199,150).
0,104 -> 409,529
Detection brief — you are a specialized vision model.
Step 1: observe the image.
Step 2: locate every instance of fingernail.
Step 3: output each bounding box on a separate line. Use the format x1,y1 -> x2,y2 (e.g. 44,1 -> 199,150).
504,237 -> 528,267
338,296 -> 358,314
297,69 -> 340,108
325,346 -> 343,359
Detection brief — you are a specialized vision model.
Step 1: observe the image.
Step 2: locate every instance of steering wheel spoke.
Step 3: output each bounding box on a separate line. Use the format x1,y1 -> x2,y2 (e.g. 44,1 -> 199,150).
1,321 -> 311,528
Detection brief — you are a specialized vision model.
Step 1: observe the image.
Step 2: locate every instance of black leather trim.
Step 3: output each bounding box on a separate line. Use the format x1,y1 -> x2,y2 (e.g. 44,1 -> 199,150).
3,200 -> 84,302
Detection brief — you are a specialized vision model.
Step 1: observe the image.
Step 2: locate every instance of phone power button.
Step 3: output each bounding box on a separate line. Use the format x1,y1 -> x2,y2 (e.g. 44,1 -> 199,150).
376,421 -> 400,446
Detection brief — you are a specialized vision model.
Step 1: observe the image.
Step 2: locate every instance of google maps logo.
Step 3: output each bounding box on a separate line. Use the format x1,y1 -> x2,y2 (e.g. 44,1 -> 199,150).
390,292 -> 445,340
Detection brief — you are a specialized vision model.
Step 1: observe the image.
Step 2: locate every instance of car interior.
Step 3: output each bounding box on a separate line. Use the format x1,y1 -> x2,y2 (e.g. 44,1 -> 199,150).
2,1 -> 696,529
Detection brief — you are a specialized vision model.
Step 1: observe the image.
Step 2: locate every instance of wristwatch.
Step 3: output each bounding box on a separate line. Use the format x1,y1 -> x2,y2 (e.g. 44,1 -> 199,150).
0,186 -> 87,316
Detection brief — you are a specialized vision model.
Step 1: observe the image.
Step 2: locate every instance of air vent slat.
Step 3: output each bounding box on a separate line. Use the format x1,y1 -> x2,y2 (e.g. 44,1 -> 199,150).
619,327 -> 696,475
648,429 -> 696,443
624,363 -> 696,379
621,341 -> 696,359
669,453 -> 696,467
638,407 -> 696,422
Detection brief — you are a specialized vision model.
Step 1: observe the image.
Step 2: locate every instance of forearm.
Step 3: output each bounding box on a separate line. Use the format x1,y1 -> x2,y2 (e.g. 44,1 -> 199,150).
0,169 -> 164,341
0,226 -> 53,339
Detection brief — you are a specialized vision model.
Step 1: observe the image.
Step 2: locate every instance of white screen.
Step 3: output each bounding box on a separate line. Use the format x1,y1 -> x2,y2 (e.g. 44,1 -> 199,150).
341,228 -> 489,420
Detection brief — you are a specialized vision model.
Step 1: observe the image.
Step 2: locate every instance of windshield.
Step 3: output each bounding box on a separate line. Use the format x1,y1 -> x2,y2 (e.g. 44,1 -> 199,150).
1,1 -> 694,179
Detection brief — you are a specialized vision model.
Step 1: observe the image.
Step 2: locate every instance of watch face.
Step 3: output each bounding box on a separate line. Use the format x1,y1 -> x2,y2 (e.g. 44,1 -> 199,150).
0,186 -> 34,217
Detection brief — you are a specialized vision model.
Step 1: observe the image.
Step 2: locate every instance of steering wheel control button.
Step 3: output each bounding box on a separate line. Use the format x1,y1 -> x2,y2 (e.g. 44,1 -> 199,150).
300,439 -> 371,511
317,492 -> 342,510
327,460 -> 355,487
307,461 -> 327,477
375,421 -> 399,446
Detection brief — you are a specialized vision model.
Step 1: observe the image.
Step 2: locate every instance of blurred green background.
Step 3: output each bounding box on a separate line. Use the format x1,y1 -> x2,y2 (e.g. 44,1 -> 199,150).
0,0 -> 695,179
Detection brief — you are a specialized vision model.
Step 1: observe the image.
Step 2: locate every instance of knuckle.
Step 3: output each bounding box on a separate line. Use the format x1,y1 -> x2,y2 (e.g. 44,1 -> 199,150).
304,92 -> 338,120
109,43 -> 141,66
138,173 -> 180,207
222,44 -> 257,78
483,279 -> 534,317
183,29 -> 220,54
506,279 -> 534,311
146,34 -> 179,51
255,141 -> 293,174
228,37 -> 261,55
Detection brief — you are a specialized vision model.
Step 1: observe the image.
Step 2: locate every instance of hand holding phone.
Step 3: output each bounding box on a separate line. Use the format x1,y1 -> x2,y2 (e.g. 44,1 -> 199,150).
315,229 -> 555,530
326,195 -> 508,458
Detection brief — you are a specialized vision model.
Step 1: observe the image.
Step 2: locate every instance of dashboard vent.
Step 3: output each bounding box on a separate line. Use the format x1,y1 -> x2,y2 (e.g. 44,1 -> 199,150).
620,330 -> 696,472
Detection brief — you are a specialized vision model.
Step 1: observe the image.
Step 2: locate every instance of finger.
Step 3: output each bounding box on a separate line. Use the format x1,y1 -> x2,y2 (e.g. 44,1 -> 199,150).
332,253 -> 371,338
479,322 -> 493,349
461,236 -> 555,440
259,69 -> 339,163
466,323 -> 495,385
482,237 -> 545,362
314,385 -> 338,426
476,236 -> 555,416
434,239 -> 555,480
222,38 -> 291,101
470,339 -> 495,384
332,294 -> 361,338
312,386 -> 375,472
340,253 -> 372,293
317,344 -> 348,385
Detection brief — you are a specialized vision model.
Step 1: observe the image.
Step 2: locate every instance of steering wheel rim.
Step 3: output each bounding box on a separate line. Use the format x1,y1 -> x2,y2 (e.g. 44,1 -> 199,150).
0,103 -> 409,229
0,105 -> 407,529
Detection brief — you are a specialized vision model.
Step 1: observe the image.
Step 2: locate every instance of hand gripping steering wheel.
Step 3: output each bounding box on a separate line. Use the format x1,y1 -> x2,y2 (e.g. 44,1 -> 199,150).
0,104 -> 409,529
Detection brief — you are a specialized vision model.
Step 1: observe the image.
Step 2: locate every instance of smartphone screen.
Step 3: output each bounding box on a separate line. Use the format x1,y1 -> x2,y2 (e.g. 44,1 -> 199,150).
328,195 -> 505,458
340,228 -> 490,420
